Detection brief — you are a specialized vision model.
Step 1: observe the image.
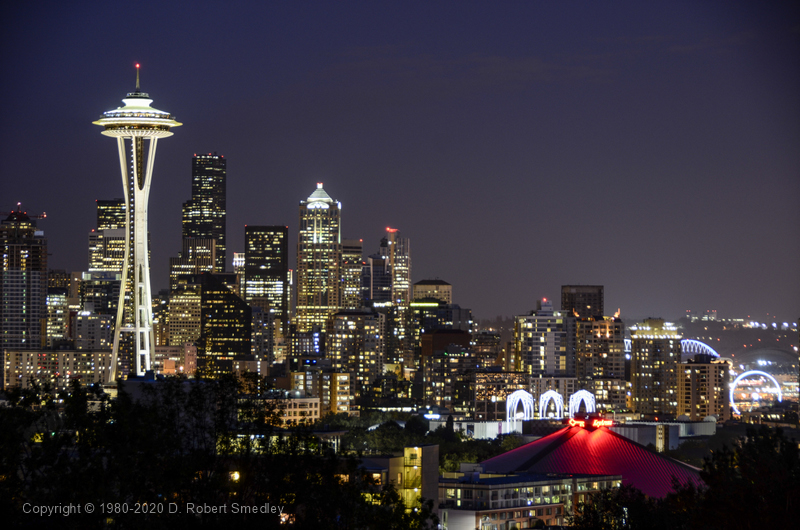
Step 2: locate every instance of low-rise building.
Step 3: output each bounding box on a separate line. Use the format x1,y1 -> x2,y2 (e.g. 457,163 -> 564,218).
439,469 -> 621,529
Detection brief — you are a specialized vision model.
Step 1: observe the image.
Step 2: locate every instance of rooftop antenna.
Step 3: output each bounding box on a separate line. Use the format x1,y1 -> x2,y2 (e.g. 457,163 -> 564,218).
135,63 -> 140,91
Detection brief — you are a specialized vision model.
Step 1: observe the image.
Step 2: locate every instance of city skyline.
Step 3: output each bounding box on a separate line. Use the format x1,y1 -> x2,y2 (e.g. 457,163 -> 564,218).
2,2 -> 798,322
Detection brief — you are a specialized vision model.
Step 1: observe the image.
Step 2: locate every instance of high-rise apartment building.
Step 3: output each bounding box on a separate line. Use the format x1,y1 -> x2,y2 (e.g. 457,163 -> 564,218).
327,309 -> 385,396
182,154 -> 227,272
574,317 -> 626,380
677,354 -> 730,421
295,183 -> 341,333
514,299 -> 574,378
1,208 -> 47,358
561,285 -> 604,319
630,319 -> 680,416
244,226 -> 289,332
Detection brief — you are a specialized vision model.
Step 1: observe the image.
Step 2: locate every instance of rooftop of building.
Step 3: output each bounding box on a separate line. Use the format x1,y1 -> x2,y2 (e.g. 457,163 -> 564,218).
481,424 -> 702,498
414,279 -> 451,286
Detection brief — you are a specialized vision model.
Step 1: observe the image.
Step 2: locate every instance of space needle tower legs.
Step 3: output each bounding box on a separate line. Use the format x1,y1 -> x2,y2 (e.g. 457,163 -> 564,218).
94,65 -> 181,380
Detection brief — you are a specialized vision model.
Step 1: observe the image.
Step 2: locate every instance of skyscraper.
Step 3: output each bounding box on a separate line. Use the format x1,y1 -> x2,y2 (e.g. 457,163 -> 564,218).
182,154 -> 226,272
93,65 -> 181,379
196,273 -> 252,378
295,183 -> 341,333
88,199 -> 126,273
340,239 -> 363,310
244,225 -> 289,332
514,299 -> 574,378
1,207 -> 47,357
630,319 -> 680,416
561,285 -> 604,319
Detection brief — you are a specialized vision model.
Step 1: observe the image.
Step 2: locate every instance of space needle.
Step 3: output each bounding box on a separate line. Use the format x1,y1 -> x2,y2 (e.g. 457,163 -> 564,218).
93,65 -> 181,380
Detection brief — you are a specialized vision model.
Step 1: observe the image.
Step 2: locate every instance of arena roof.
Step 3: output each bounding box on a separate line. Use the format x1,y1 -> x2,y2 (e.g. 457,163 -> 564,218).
481,425 -> 703,498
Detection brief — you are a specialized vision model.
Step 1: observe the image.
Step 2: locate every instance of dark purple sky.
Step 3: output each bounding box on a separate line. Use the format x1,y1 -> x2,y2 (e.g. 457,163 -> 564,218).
2,1 -> 798,322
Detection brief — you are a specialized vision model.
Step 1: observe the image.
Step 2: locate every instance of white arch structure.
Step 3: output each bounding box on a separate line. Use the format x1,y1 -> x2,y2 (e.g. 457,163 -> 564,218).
538,390 -> 564,419
568,390 -> 596,418
730,370 -> 783,415
681,339 -> 720,358
506,390 -> 536,420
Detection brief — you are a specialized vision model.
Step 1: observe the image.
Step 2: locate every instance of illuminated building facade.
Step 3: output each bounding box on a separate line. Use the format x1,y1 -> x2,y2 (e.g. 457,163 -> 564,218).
413,279 -> 451,304
93,66 -> 181,379
80,271 -> 120,318
1,208 -> 47,361
244,225 -> 289,332
574,317 -> 625,380
45,288 -> 69,347
514,299 -> 574,378
630,319 -> 680,416
182,154 -> 227,272
573,316 -> 627,410
473,371 -> 530,421
341,239 -> 363,310
295,183 -> 341,333
88,199 -> 127,274
439,471 -> 620,529
327,309 -> 385,396
75,311 -> 114,350
196,273 -> 252,377
677,354 -> 730,421
169,238 -> 216,291
290,368 -> 356,416
4,349 -> 113,390
472,330 -> 502,368
422,344 -> 476,408
561,285 -> 604,319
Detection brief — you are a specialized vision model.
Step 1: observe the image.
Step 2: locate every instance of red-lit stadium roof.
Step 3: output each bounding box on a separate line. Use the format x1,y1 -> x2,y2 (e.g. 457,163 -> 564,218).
482,425 -> 703,498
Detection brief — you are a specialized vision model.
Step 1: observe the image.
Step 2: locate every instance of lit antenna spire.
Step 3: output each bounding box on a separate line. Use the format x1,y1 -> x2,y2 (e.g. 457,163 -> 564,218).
135,63 -> 140,91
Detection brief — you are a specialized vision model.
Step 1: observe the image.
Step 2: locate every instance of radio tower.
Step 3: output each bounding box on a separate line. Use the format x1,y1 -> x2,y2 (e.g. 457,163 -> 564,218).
93,65 -> 181,380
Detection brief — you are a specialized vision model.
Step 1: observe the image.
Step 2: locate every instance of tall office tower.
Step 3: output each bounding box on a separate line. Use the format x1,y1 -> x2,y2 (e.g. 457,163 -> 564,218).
514,299 -> 574,378
89,199 -> 127,273
244,226 -> 289,333
295,183 -> 341,333
168,276 -> 201,348
341,239 -> 363,310
232,252 -> 245,296
46,288 -> 69,348
96,199 -> 126,230
413,279 -> 452,303
561,285 -> 604,319
385,228 -> 412,364
169,238 -> 216,290
182,154 -> 227,272
385,228 -> 411,309
0,207 -> 47,357
677,354 -> 730,421
327,309 -> 385,396
362,249 -> 392,305
630,319 -> 681,416
93,65 -> 181,379
196,273 -> 252,378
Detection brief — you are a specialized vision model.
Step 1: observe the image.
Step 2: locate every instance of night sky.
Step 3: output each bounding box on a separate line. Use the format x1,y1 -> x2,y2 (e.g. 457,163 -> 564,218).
2,1 -> 798,323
